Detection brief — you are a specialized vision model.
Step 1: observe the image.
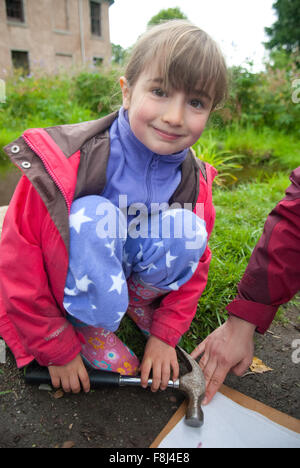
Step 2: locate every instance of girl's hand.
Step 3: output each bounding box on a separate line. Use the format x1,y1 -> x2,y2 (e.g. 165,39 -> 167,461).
48,354 -> 90,394
140,336 -> 179,392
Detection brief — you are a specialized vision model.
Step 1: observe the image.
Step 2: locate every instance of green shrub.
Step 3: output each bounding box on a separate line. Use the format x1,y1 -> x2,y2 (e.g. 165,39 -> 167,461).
72,69 -> 122,116
212,52 -> 300,135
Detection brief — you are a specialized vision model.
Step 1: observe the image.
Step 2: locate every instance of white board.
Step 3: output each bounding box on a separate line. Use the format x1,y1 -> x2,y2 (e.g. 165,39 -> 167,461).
153,390 -> 300,449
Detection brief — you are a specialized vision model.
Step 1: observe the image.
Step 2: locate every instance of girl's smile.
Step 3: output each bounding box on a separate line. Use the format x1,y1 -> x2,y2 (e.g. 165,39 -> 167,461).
152,126 -> 185,141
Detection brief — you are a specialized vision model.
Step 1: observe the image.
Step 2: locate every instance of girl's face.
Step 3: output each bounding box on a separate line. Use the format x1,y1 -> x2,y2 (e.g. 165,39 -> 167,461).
120,67 -> 214,155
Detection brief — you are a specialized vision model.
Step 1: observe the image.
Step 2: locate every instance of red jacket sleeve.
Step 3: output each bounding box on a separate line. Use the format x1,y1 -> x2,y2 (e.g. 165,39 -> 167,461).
0,176 -> 82,366
226,167 -> 300,333
150,163 -> 217,346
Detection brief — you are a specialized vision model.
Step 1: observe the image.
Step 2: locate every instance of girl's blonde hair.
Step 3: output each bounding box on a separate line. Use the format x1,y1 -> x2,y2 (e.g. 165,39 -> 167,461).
125,20 -> 228,109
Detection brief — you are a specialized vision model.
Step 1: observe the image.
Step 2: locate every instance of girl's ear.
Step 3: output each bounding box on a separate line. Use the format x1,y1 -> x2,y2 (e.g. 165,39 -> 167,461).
120,76 -> 131,110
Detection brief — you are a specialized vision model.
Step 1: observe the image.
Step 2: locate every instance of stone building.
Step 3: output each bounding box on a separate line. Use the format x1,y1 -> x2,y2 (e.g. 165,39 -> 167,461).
0,0 -> 114,74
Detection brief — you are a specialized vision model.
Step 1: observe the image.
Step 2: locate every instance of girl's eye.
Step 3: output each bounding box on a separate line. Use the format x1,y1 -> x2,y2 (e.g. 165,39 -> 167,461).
152,88 -> 167,98
190,99 -> 203,109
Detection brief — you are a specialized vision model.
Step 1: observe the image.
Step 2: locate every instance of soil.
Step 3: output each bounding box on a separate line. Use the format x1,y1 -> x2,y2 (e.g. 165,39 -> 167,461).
0,167 -> 299,448
0,307 -> 299,449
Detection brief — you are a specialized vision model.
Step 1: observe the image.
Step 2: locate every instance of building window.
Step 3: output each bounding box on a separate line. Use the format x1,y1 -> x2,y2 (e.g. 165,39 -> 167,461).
11,50 -> 29,74
93,57 -> 103,67
6,0 -> 25,22
90,1 -> 101,36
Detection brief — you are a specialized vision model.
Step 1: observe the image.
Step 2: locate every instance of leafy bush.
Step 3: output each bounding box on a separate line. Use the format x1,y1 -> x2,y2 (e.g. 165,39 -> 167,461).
72,69 -> 122,116
212,52 -> 300,135
0,68 -> 121,164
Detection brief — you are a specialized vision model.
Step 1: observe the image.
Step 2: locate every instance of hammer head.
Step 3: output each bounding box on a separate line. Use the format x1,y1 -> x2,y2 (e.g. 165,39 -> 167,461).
176,346 -> 206,428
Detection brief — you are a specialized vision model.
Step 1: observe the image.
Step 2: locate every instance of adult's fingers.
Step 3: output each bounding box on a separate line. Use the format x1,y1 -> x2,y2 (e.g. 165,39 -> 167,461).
190,338 -> 207,360
231,355 -> 253,377
202,365 -> 229,405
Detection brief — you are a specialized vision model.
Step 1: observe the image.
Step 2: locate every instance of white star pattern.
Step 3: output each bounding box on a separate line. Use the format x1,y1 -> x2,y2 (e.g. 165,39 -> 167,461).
105,239 -> 116,257
168,281 -> 179,290
136,244 -> 143,261
69,208 -> 93,234
113,311 -> 125,324
123,250 -> 131,268
144,262 -> 157,272
64,286 -> 77,296
166,250 -> 177,268
63,301 -> 72,311
109,271 -> 125,295
75,274 -> 93,292
154,241 -> 164,249
189,261 -> 199,274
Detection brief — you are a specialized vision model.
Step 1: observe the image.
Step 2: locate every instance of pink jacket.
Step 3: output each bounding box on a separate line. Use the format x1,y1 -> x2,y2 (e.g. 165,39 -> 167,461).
0,112 -> 216,368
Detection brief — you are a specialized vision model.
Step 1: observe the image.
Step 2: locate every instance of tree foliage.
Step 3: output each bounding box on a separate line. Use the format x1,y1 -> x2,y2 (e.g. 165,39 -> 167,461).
265,0 -> 300,52
111,43 -> 128,65
147,7 -> 188,26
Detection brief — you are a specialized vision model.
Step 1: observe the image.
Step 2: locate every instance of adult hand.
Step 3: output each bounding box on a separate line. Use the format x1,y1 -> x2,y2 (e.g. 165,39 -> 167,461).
48,354 -> 90,394
190,315 -> 255,405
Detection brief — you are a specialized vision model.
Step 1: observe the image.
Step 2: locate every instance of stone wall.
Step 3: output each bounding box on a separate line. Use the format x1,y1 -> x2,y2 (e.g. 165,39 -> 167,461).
0,0 -> 112,74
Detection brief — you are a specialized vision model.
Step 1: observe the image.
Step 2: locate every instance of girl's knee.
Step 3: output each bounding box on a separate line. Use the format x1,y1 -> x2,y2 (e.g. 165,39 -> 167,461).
163,208 -> 207,259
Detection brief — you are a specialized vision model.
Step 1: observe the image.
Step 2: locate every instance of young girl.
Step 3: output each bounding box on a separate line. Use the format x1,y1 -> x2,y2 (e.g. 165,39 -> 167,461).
0,20 -> 227,394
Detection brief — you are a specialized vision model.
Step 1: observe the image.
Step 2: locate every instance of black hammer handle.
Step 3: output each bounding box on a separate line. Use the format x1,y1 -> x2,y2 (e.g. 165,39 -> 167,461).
24,362 -> 122,388
24,361 -> 179,389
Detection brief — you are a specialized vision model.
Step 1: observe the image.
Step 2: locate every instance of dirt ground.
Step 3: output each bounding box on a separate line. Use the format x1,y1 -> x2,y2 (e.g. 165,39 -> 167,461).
0,307 -> 299,449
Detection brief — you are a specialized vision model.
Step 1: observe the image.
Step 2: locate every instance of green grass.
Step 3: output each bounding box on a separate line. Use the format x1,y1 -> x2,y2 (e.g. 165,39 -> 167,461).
200,124 -> 299,173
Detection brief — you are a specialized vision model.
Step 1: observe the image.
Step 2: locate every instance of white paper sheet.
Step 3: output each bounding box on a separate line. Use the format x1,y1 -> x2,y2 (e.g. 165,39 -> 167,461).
158,392 -> 300,448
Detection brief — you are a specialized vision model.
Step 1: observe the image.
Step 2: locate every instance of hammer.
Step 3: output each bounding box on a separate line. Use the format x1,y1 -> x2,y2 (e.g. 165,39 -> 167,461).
24,346 -> 206,427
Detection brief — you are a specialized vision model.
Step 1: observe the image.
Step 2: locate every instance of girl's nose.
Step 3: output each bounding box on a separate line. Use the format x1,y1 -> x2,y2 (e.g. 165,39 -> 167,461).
162,96 -> 185,126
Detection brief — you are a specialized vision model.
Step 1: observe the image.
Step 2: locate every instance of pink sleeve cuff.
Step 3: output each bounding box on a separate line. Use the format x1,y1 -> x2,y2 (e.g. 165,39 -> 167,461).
150,320 -> 182,348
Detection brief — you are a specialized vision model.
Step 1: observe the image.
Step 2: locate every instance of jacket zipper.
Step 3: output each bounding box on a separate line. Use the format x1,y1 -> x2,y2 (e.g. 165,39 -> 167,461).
145,155 -> 159,208
22,134 -> 71,214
